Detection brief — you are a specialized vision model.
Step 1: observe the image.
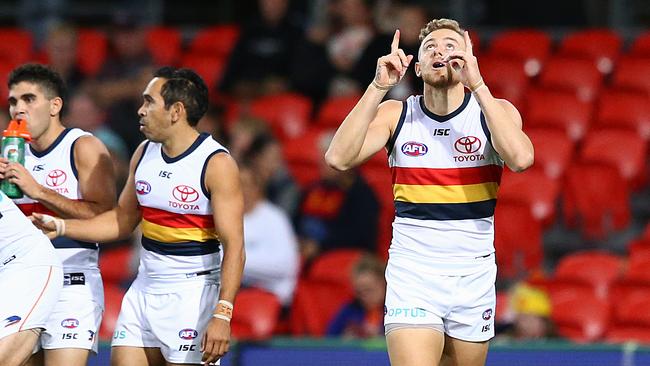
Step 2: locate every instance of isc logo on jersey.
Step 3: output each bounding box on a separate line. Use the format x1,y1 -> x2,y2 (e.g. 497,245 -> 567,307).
179,328 -> 198,340
401,141 -> 428,157
136,180 -> 152,195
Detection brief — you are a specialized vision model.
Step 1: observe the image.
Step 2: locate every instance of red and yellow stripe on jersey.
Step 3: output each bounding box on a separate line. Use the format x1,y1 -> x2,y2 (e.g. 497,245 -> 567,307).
140,206 -> 218,243
392,165 -> 502,220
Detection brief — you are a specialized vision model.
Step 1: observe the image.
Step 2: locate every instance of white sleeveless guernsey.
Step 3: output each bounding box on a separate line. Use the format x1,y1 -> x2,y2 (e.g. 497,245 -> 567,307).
388,93 -> 503,275
134,133 -> 227,281
0,190 -> 54,261
14,128 -> 99,270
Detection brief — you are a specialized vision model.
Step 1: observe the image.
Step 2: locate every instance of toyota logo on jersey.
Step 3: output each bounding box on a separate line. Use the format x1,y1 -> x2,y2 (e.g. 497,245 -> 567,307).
172,185 -> 199,203
454,136 -> 482,154
45,169 -> 67,187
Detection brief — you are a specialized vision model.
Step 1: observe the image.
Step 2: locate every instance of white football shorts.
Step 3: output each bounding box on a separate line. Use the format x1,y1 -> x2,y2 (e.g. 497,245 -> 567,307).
0,249 -> 63,340
384,253 -> 497,342
111,278 -> 220,364
37,270 -> 104,353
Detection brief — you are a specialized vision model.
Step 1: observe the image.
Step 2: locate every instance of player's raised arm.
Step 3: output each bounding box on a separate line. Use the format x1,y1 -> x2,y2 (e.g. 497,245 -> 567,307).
445,31 -> 533,172
325,30 -> 413,171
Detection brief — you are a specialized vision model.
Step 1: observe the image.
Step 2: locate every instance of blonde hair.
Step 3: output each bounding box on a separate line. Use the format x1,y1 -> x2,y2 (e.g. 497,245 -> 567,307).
419,18 -> 464,41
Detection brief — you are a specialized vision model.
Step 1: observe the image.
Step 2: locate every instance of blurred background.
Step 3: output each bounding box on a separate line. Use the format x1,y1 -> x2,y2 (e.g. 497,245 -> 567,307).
1,0 -> 650,365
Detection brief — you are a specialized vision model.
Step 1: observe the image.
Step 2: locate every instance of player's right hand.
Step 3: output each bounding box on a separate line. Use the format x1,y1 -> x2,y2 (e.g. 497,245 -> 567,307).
30,213 -> 63,239
201,317 -> 231,365
374,29 -> 414,90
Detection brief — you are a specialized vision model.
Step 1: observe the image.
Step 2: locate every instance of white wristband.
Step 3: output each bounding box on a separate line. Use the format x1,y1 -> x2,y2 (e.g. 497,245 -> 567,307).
212,313 -> 231,322
218,299 -> 234,309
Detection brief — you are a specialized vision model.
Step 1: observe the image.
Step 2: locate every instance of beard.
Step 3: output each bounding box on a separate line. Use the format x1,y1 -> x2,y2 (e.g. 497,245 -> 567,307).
422,63 -> 461,89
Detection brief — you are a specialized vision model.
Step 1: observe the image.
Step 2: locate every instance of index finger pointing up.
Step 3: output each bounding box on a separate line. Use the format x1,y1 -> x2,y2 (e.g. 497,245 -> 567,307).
391,29 -> 401,53
464,31 -> 473,55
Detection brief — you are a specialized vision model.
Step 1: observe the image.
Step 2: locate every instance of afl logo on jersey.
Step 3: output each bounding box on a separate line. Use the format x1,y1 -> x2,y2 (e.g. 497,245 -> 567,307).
178,329 -> 198,340
136,180 -> 152,195
454,136 -> 482,154
172,185 -> 199,203
45,169 -> 67,187
61,318 -> 79,329
401,141 -> 428,156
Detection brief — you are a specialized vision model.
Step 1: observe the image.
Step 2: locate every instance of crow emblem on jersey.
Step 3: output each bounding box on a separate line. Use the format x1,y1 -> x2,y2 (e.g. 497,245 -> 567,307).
401,141 -> 428,157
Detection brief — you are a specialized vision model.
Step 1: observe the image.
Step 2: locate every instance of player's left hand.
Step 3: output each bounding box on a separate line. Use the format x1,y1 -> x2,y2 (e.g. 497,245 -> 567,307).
201,317 -> 231,365
0,160 -> 44,199
443,31 -> 483,91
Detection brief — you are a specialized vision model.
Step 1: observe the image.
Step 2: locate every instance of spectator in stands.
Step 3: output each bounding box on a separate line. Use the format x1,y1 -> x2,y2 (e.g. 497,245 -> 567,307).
197,104 -> 228,143
296,132 -> 379,262
240,164 -> 299,306
42,23 -> 85,94
229,117 -> 271,162
231,117 -> 300,216
501,283 -> 555,340
66,88 -> 130,191
352,3 -> 427,99
289,2 -> 337,104
327,254 -> 386,338
219,0 -> 304,100
93,12 -> 154,153
327,0 -> 377,95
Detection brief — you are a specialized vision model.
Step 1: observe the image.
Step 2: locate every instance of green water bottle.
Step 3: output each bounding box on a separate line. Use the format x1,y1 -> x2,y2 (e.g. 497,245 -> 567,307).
1,120 -> 31,198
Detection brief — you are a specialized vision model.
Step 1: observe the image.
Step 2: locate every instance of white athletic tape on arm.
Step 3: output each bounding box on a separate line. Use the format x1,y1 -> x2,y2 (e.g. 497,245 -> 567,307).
39,214 -> 65,237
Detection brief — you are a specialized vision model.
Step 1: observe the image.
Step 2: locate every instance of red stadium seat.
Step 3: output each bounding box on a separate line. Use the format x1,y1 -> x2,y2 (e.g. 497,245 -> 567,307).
610,57 -> 650,96
231,288 -> 281,340
579,129 -> 647,190
360,166 -> 394,260
525,89 -> 593,141
549,284 -> 610,342
539,58 -> 603,102
563,162 -> 631,240
314,95 -> 361,129
189,25 -> 240,57
487,30 -> 552,77
145,26 -> 182,66
499,168 -> 560,227
494,201 -> 543,280
628,238 -> 650,260
594,90 -> 650,139
524,127 -> 575,179
629,31 -> 650,57
99,246 -> 134,284
606,283 -> 650,343
0,28 -> 33,65
557,29 -> 622,74
250,93 -> 313,141
495,291 -> 512,324
290,279 -> 353,336
624,254 -> 650,284
479,56 -> 528,108
98,283 -> 125,341
308,249 -> 363,295
282,127 -> 328,187
179,54 -> 227,91
0,61 -> 15,108
553,251 -> 623,299
76,28 -> 108,77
